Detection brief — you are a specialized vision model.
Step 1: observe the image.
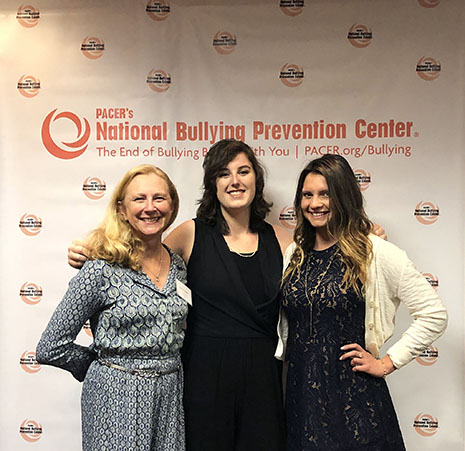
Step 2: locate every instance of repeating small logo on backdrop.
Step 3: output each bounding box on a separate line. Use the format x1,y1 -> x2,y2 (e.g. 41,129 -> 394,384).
17,75 -> 40,98
347,24 -> 373,48
81,36 -> 105,59
280,0 -> 304,16
19,214 -> 42,236
423,272 -> 439,289
414,201 -> 439,224
279,64 -> 304,87
20,351 -> 41,374
16,5 -> 40,28
42,109 -> 91,160
146,0 -> 170,21
20,282 -> 43,305
418,0 -> 440,8
416,345 -> 439,366
147,69 -> 171,92
279,206 -> 297,230
416,57 -> 441,81
20,419 -> 43,442
354,169 -> 371,191
83,177 -> 106,200
413,413 -> 438,436
213,32 -> 237,55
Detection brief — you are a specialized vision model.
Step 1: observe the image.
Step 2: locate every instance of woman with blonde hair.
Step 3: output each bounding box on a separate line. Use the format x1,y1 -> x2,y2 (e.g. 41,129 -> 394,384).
277,154 -> 447,450
37,165 -> 188,450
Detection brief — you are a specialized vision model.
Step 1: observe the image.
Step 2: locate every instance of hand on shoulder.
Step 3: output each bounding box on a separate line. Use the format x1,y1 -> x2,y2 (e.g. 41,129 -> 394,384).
68,239 -> 89,269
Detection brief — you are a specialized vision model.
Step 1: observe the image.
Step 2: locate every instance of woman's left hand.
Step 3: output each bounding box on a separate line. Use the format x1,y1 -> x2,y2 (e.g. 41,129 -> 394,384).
340,343 -> 395,378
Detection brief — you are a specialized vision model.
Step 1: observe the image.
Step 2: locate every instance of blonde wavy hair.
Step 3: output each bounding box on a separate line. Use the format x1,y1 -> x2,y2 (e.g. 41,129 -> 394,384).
86,165 -> 179,271
283,155 -> 372,295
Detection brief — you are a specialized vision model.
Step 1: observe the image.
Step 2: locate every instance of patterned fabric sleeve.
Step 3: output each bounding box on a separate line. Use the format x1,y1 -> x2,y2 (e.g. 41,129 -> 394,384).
36,260 -> 106,382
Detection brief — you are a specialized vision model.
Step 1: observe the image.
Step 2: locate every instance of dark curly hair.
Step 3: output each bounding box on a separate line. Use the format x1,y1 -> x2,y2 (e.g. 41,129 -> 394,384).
196,139 -> 272,234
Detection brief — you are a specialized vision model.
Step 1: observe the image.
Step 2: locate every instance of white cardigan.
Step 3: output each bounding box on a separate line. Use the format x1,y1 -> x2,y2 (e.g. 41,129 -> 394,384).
275,235 -> 448,369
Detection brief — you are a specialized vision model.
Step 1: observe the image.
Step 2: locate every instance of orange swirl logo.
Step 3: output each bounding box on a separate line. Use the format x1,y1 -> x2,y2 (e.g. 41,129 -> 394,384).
83,177 -> 106,200
20,419 -> 43,442
19,213 -> 42,236
213,31 -> 237,55
279,64 -> 304,87
20,282 -> 43,305
414,201 -> 439,225
42,109 -> 90,160
418,0 -> 440,7
16,5 -> 40,28
354,169 -> 371,191
81,36 -> 105,59
17,75 -> 40,98
83,319 -> 93,337
279,206 -> 297,229
146,0 -> 170,21
413,413 -> 438,436
347,24 -> 373,48
423,272 -> 439,289
416,345 -> 439,366
280,0 -> 304,16
20,351 -> 41,374
416,57 -> 441,81
147,69 -> 171,92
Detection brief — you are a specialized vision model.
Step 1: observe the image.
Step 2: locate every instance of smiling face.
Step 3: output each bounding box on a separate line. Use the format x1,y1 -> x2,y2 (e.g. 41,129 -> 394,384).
215,152 -> 256,213
119,173 -> 173,241
300,172 -> 331,231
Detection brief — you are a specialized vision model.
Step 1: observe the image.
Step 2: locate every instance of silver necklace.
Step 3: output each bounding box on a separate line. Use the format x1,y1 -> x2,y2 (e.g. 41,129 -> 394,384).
144,249 -> 164,282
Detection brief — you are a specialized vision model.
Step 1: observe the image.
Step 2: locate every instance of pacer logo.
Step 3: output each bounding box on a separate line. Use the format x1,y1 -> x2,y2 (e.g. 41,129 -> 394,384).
83,177 -> 106,200
20,419 -> 42,442
16,5 -> 40,28
147,69 -> 171,92
347,24 -> 372,48
146,0 -> 170,21
213,31 -> 237,55
418,0 -> 440,7
279,64 -> 304,87
416,57 -> 441,80
42,109 -> 91,159
81,36 -> 105,59
280,0 -> 304,16
20,282 -> 43,305
279,206 -> 297,229
354,169 -> 371,191
414,201 -> 439,224
423,272 -> 439,289
416,345 -> 439,366
17,75 -> 40,98
20,351 -> 41,374
19,214 -> 42,236
413,413 -> 438,436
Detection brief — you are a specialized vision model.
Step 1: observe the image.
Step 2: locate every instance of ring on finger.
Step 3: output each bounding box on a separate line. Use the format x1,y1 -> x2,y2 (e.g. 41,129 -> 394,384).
358,352 -> 363,358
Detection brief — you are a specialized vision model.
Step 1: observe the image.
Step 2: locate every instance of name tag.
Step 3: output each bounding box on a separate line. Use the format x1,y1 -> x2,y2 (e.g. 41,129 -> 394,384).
176,279 -> 192,306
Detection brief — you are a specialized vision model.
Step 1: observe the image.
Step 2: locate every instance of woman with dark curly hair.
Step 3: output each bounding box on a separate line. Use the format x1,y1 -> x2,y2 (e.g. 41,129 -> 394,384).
164,139 -> 291,450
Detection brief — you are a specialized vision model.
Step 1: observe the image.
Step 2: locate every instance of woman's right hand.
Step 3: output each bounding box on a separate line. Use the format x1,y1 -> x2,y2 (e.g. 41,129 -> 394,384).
68,240 -> 89,269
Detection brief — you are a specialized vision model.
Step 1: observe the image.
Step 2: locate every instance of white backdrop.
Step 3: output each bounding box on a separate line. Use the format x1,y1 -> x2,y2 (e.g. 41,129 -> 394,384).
1,0 -> 464,449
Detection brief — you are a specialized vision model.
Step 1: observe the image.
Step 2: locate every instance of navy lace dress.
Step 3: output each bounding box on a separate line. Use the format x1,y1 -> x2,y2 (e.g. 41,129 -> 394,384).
282,245 -> 405,451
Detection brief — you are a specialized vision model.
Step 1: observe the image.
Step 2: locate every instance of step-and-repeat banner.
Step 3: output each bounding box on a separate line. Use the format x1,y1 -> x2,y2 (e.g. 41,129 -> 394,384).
1,0 -> 464,449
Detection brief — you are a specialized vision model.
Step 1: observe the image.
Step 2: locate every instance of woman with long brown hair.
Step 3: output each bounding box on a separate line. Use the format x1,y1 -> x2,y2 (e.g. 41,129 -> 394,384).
277,154 -> 447,450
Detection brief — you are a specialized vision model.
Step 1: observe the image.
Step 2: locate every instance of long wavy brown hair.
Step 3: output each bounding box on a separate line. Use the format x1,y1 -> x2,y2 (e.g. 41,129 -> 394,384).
283,154 -> 372,294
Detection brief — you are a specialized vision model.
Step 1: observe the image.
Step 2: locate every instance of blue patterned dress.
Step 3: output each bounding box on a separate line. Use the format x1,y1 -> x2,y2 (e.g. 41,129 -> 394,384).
36,248 -> 188,451
282,245 -> 405,451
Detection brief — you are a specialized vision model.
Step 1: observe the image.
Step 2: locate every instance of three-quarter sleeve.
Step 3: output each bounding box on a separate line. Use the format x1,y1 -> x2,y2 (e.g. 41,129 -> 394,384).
36,260 -> 106,381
